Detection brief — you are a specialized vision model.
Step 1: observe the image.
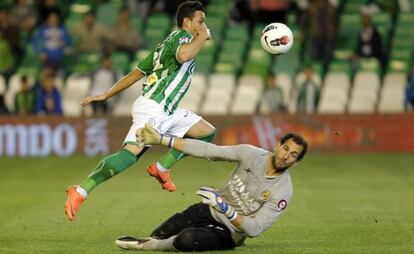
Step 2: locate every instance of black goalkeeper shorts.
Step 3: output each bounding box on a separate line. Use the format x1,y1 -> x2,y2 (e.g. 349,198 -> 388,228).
151,202 -> 236,252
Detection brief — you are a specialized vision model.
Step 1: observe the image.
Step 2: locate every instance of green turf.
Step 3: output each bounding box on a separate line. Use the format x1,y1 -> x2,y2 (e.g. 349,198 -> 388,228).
0,152 -> 413,254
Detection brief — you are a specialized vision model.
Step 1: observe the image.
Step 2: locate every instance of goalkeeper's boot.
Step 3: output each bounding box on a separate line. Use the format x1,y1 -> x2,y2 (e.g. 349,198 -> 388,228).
115,236 -> 151,250
65,185 -> 86,221
147,163 -> 176,192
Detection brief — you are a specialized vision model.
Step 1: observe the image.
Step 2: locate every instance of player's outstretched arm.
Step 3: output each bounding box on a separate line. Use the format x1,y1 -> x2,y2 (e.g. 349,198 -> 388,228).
80,69 -> 144,106
176,24 -> 210,63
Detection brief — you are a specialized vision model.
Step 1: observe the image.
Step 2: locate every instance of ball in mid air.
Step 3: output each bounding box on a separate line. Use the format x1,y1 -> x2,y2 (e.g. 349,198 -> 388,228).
260,22 -> 294,55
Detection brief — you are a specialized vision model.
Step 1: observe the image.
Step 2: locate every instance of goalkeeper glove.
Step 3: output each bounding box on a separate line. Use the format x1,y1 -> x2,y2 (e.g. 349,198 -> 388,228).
196,187 -> 238,221
136,123 -> 174,148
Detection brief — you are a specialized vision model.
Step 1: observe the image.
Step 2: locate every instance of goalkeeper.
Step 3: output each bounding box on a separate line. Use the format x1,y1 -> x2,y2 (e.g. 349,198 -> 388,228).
115,124 -> 308,252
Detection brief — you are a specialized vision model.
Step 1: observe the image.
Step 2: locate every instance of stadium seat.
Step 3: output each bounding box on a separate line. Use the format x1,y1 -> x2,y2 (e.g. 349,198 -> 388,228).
62,74 -> 91,116
73,53 -> 102,74
277,73 -> 293,105
229,75 -> 263,114
54,76 -> 65,91
208,73 -> 236,94
201,89 -> 230,115
112,79 -> 143,116
238,75 -> 264,94
96,1 -> 122,27
111,51 -> 130,74
348,72 -> 380,113
318,73 -> 350,114
378,73 -> 406,112
179,73 -> 207,113
348,99 -> 376,113
5,74 -> 35,112
318,93 -> 349,113
230,85 -> 261,114
201,73 -> 235,115
243,48 -> 271,78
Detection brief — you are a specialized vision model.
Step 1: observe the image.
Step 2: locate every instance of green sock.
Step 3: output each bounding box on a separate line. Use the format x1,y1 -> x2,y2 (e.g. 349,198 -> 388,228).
80,148 -> 137,193
159,129 -> 216,170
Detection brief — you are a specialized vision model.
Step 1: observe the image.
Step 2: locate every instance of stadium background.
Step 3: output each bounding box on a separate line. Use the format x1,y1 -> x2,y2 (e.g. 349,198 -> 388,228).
0,0 -> 413,253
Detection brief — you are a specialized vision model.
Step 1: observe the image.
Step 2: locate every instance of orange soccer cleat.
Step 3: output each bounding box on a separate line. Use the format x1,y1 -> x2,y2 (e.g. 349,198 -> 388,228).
65,185 -> 86,221
147,163 -> 176,192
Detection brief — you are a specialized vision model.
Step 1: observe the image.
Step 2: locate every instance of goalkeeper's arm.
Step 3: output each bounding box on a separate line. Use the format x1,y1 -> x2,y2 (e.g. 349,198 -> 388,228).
136,123 -> 252,162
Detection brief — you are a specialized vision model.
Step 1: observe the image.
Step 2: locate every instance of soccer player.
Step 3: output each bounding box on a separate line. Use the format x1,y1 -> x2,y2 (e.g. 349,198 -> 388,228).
115,124 -> 308,251
65,1 -> 215,221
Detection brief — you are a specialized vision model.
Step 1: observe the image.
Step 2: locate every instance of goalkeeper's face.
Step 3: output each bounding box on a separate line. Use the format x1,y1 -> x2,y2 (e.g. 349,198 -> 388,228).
274,139 -> 303,171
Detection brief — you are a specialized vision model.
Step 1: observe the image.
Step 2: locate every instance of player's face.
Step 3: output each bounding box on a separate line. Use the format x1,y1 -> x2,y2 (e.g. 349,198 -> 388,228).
274,139 -> 303,170
189,11 -> 207,37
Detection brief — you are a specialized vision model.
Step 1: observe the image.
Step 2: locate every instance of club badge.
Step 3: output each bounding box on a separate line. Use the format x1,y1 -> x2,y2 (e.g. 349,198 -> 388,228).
261,191 -> 271,201
277,199 -> 287,210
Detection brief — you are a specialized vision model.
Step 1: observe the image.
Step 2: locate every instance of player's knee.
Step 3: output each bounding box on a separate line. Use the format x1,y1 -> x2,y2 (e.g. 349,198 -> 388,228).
198,128 -> 216,143
173,229 -> 199,251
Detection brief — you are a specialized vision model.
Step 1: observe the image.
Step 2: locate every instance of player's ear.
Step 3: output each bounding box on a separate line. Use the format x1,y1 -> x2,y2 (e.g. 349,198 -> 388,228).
183,17 -> 191,28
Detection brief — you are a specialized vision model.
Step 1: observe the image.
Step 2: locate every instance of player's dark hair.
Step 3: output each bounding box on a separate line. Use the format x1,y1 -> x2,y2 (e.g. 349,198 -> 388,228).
176,1 -> 205,28
280,133 -> 308,161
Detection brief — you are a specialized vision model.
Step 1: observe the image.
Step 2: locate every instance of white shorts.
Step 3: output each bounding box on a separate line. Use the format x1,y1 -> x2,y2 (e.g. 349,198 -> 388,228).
123,96 -> 202,144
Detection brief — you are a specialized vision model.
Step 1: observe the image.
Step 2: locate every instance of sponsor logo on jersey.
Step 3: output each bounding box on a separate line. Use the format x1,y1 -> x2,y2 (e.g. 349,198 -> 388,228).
277,199 -> 287,210
261,191 -> 271,201
147,73 -> 158,86
179,37 -> 189,44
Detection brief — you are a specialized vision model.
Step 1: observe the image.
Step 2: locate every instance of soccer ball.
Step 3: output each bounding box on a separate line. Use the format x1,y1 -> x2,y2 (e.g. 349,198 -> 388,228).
260,23 -> 294,55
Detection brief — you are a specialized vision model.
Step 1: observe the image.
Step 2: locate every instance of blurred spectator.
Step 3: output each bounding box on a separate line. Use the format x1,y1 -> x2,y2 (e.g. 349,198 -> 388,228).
90,56 -> 119,116
0,77 -> 8,115
0,31 -> 15,78
111,8 -> 142,57
399,0 -> 412,12
32,11 -> 72,71
10,0 -> 38,35
71,11 -> 111,54
32,66 -> 54,92
352,13 -> 385,69
230,0 -> 254,29
405,64 -> 414,111
262,73 -> 286,113
0,94 -> 9,115
301,0 -> 336,66
34,74 -> 62,115
0,7 -> 21,55
250,0 -> 290,24
296,65 -> 320,113
14,75 -> 34,115
36,0 -> 62,25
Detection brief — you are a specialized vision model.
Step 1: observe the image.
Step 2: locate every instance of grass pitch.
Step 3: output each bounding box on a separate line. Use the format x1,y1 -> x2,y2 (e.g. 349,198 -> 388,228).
0,152 -> 413,254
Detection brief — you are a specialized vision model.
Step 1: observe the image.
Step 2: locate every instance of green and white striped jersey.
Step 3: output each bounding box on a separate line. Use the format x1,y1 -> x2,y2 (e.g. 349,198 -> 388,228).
137,30 -> 194,114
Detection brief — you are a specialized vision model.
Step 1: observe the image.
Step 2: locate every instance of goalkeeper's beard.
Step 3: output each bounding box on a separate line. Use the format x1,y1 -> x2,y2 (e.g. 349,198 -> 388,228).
272,155 -> 289,172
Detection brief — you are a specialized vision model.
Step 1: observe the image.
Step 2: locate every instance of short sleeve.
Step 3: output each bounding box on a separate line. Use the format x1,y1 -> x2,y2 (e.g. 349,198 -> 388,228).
172,32 -> 192,61
136,51 -> 154,75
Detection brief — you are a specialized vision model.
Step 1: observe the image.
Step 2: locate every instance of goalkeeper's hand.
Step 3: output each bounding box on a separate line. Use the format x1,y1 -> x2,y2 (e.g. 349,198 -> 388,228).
196,187 -> 238,221
136,123 -> 174,148
136,123 -> 161,147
